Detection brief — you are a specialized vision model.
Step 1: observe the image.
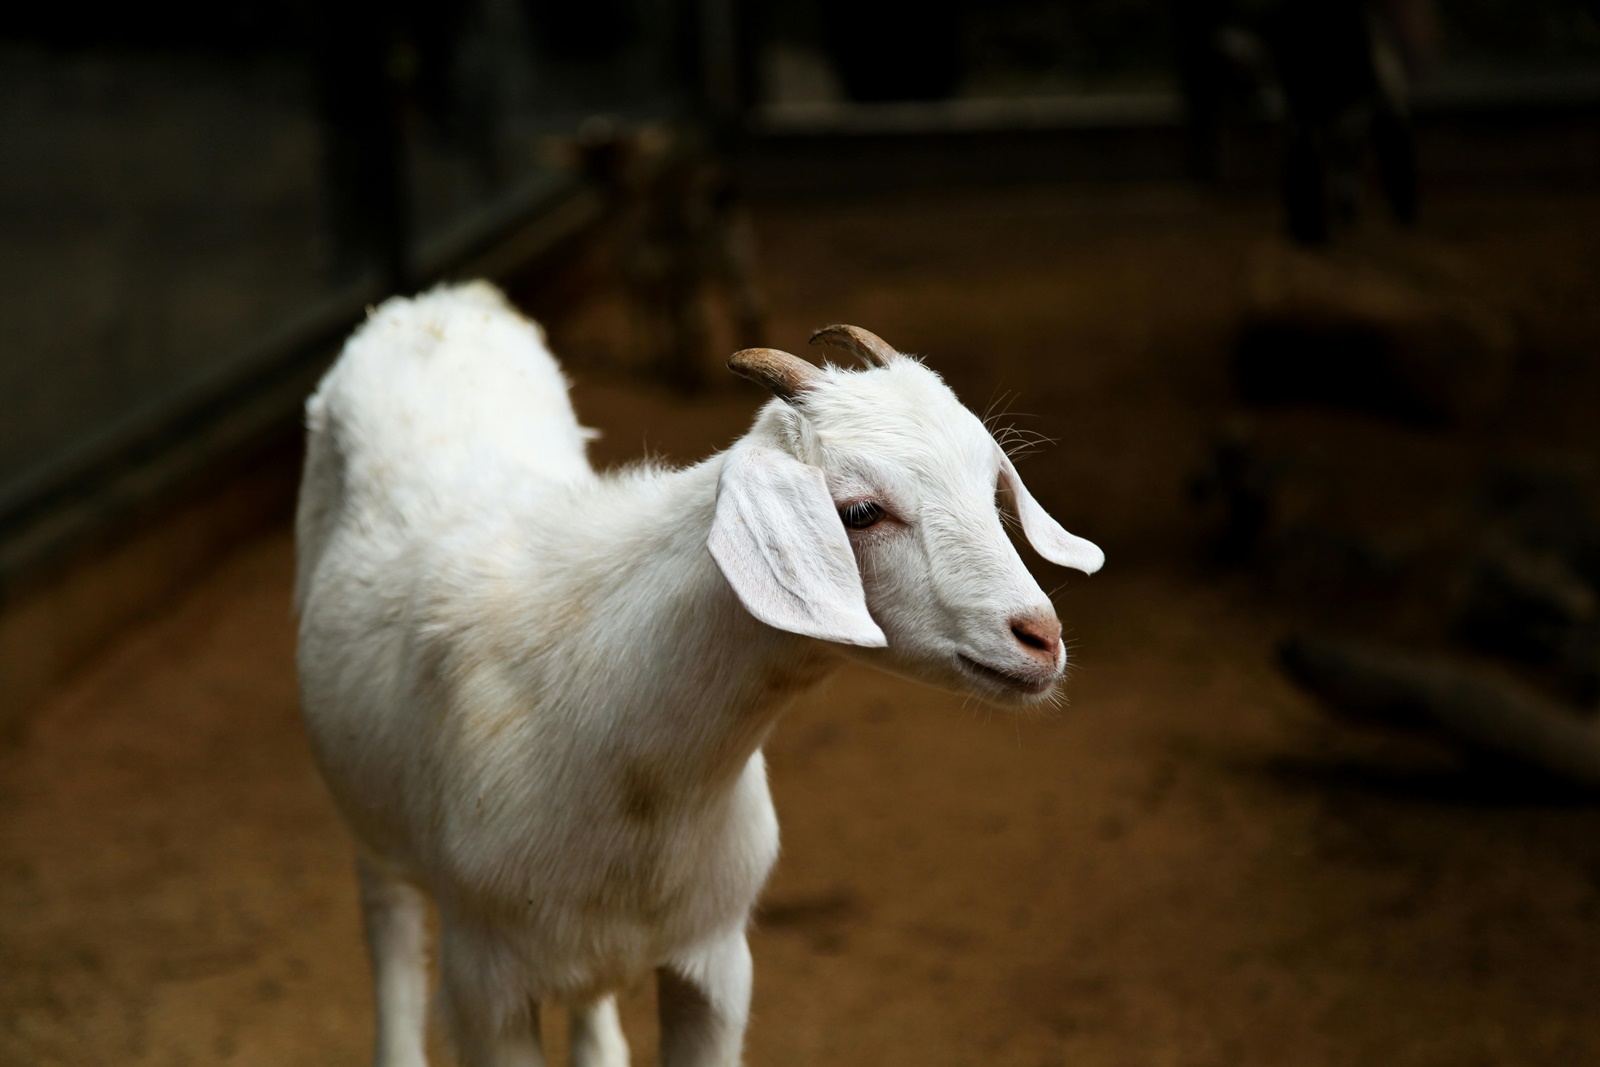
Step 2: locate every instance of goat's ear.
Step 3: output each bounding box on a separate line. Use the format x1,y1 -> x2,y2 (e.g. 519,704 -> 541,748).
709,447 -> 887,647
998,450 -> 1105,574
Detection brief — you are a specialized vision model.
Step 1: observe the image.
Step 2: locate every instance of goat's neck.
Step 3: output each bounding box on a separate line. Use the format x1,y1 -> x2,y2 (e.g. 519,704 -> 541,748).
553,456 -> 837,789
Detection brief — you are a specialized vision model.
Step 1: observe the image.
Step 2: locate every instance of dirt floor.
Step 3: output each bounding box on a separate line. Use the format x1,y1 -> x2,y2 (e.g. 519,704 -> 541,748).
6,184 -> 1600,1066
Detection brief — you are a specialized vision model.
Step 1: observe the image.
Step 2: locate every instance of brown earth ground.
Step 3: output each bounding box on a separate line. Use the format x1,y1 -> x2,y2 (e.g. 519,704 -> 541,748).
5,185 -> 1600,1066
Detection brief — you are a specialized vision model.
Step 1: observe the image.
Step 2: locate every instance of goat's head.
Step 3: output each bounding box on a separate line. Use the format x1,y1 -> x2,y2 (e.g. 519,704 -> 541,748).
709,327 -> 1102,705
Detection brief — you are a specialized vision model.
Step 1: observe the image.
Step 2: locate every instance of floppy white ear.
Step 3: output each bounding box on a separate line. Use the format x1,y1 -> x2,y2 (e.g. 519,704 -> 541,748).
709,446 -> 888,647
998,450 -> 1105,574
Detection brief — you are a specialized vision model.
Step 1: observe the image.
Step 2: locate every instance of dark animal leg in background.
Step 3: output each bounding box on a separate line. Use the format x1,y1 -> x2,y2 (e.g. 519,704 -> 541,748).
1283,126 -> 1329,246
1372,106 -> 1419,227
1280,635 -> 1600,789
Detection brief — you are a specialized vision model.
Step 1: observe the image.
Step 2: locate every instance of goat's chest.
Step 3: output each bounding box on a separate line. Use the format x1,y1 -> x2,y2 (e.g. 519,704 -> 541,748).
574,755 -> 780,929
447,751 -> 780,991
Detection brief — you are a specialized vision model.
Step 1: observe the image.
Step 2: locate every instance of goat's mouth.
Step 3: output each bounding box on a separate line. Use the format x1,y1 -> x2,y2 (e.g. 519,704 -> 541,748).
954,653 -> 1056,696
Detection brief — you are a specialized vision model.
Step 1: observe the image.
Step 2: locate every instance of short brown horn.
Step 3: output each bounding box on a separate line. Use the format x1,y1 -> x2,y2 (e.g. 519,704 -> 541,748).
808,324 -> 900,369
727,347 -> 820,401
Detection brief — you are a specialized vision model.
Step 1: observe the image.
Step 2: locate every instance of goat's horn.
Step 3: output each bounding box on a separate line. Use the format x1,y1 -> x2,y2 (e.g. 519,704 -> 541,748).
728,347 -> 820,401
808,324 -> 900,369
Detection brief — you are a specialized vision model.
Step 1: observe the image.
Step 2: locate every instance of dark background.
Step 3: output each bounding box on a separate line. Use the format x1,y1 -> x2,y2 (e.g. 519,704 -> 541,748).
3,2 -> 1600,1063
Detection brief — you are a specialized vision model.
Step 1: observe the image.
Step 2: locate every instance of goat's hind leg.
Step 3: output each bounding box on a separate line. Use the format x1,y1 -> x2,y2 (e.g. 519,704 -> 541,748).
357,853 -> 433,1067
657,928 -> 752,1067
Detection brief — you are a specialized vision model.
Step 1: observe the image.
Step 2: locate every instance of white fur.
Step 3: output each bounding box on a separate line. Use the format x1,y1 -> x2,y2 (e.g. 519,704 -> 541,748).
295,282 -> 1101,1067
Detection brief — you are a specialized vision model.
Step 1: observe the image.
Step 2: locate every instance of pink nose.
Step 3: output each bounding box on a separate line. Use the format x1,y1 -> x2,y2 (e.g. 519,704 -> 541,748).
1009,611 -> 1062,668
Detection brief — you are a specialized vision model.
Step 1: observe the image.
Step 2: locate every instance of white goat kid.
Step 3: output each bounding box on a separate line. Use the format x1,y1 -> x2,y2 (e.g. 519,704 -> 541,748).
295,282 -> 1103,1067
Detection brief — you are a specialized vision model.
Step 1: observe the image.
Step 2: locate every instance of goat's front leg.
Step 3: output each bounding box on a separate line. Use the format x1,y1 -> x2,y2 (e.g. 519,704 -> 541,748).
357,855 -> 431,1067
446,1005 -> 545,1067
657,928 -> 753,1067
439,919 -> 546,1067
570,995 -> 630,1067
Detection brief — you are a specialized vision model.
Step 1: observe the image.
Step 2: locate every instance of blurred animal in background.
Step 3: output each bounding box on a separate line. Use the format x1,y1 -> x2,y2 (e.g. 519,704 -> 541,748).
1189,424 -> 1600,785
1187,420 -> 1284,563
1265,0 -> 1434,244
307,0 -> 771,361
1232,240 -> 1520,429
568,121 -> 769,392
294,284 -> 1101,1066
1454,461 -> 1600,706
1280,634 -> 1600,790
1190,239 -> 1597,780
1188,422 -> 1406,605
1174,0 -> 1438,244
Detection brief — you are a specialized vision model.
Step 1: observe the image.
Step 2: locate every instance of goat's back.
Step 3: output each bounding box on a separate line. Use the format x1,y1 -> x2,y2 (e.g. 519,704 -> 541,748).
295,282 -> 593,608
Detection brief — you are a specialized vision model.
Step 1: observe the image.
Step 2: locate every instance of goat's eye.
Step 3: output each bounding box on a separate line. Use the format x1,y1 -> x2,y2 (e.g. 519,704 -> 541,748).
839,500 -> 885,530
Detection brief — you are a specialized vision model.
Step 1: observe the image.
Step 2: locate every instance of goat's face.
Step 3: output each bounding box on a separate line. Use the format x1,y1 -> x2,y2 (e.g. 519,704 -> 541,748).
711,333 -> 1102,706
